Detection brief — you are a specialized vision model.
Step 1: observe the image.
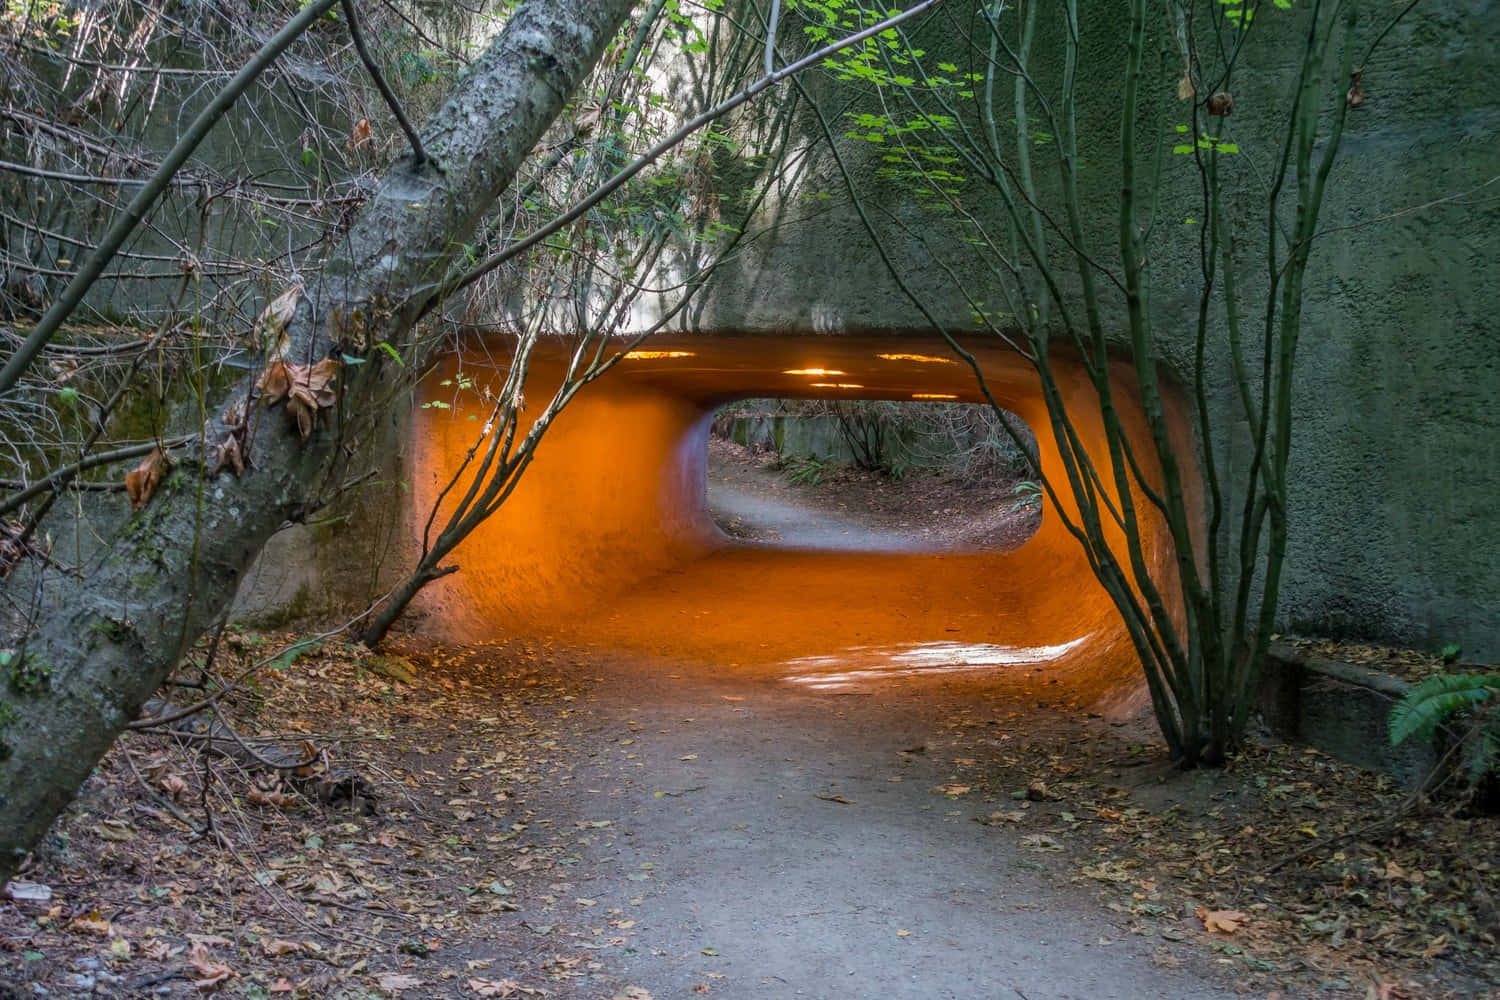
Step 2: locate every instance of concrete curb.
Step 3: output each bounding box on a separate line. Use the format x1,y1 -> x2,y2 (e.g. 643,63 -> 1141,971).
1259,642 -> 1437,787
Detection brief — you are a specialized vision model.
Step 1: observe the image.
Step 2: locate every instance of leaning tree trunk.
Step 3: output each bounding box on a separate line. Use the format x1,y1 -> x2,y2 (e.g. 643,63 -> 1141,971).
0,0 -> 637,882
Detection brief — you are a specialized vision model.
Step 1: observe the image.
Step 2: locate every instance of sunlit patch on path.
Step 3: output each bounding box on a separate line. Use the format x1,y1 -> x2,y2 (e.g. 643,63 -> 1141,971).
784,635 -> 1095,690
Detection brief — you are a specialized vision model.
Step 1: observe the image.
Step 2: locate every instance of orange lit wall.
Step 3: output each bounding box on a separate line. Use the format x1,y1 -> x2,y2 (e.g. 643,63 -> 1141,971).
408,335 -> 1194,710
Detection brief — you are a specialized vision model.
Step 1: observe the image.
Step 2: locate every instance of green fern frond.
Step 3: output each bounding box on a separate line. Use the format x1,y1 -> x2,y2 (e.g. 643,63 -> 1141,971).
1464,728 -> 1500,783
1388,672 -> 1500,747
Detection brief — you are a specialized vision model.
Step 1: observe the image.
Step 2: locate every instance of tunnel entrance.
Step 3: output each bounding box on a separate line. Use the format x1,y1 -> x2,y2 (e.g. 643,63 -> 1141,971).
408,333 -> 1188,710
705,399 -> 1042,553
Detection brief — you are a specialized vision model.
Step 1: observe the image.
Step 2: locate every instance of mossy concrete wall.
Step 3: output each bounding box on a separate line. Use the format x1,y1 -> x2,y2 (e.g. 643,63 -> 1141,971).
681,1 -> 1499,659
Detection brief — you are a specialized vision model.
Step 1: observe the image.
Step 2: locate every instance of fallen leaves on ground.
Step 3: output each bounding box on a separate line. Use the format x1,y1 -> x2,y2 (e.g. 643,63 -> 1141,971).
939,694 -> 1499,998
0,635 -> 644,998
188,940 -> 233,990
1198,907 -> 1250,934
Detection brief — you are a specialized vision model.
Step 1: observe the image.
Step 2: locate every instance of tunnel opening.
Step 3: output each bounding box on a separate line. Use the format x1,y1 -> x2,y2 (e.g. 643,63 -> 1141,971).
407,333 -> 1190,711
705,398 -> 1042,554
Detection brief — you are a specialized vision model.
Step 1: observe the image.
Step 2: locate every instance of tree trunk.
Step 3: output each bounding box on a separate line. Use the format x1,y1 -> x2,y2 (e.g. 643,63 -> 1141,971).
0,0 -> 636,882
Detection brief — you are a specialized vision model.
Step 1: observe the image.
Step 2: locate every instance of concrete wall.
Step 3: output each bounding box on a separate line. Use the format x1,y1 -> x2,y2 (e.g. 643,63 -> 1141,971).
674,1 -> 1500,658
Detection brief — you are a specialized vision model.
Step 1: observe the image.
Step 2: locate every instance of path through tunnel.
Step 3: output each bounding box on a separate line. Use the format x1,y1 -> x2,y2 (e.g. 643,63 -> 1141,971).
407,335 -> 1188,713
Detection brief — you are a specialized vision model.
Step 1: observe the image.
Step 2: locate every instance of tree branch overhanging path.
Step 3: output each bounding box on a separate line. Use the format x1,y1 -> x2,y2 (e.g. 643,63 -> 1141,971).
0,0 -> 948,883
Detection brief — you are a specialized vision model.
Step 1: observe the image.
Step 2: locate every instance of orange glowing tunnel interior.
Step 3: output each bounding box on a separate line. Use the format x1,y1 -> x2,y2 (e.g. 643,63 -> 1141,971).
407,335 -> 1191,711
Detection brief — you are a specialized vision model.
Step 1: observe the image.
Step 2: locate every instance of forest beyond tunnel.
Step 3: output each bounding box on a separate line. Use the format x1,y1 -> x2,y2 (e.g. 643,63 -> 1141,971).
408,335 -> 1190,712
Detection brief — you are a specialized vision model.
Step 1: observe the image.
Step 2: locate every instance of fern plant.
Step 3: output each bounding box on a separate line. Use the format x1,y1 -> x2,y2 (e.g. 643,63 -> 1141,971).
1389,672 -> 1500,787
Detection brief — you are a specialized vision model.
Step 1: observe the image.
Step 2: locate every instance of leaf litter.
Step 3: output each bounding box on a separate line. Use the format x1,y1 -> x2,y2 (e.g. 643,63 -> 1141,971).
933,700 -> 1499,999
0,634 -> 646,998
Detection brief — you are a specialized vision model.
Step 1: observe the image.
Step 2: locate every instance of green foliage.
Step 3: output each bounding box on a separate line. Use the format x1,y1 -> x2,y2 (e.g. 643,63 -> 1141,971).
1171,124 -> 1240,156
1390,672 -> 1500,793
3,650 -> 51,696
782,453 -> 829,487
1440,643 -> 1463,664
270,637 -> 323,673
0,0 -> 78,39
0,699 -> 14,760
1009,480 -> 1043,514
829,400 -> 892,474
1389,673 -> 1500,747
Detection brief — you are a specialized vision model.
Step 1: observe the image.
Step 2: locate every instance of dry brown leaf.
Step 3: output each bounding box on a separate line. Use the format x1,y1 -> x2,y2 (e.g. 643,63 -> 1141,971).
69,911 -> 111,937
188,941 -> 233,990
349,118 -> 374,150
259,938 -> 301,957
254,283 -> 301,356
1196,907 -> 1249,934
288,396 -> 315,441
376,972 -> 424,993
212,433 -> 244,477
258,358 -> 341,440
124,447 -> 168,511
157,772 -> 188,800
467,978 -> 522,997
247,776 -> 297,809
934,783 -> 971,797
1177,69 -> 1195,101
259,359 -> 292,406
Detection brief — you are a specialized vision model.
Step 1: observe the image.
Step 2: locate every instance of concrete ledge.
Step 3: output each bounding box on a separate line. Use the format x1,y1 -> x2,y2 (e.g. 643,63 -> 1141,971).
1259,642 -> 1437,787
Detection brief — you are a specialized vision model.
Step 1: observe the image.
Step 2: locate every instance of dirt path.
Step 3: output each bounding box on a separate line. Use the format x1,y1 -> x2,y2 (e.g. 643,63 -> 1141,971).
507,646 -> 1239,1000
707,479 -> 905,550
706,438 -> 1038,552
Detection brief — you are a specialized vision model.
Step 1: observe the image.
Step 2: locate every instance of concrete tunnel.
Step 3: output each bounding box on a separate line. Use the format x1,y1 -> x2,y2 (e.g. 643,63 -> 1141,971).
406,334 -> 1190,712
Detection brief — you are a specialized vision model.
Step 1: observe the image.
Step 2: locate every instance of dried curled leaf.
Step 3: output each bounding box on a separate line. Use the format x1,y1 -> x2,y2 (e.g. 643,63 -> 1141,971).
1176,69 -> 1195,102
259,359 -> 292,406
188,940 -> 233,990
258,358 -> 341,441
212,434 -> 245,477
247,774 -> 298,810
1197,907 -> 1249,934
254,283 -> 302,357
69,910 -> 111,936
349,117 -> 373,150
124,447 -> 168,511
258,938 -> 302,957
